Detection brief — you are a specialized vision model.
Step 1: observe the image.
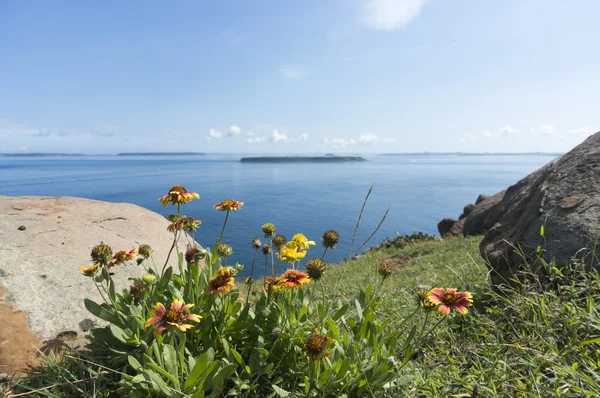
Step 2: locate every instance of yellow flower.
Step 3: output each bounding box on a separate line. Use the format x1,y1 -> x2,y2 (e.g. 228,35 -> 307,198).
81,263 -> 99,276
278,241 -> 307,263
292,233 -> 315,250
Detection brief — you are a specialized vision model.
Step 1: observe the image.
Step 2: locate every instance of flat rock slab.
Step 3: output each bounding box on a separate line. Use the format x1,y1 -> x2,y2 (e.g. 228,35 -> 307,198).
0,196 -> 193,343
0,283 -> 40,377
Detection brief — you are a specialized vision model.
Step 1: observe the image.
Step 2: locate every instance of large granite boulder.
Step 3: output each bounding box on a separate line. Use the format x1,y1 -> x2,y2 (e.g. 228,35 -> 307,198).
481,132 -> 600,286
0,196 -> 195,342
437,218 -> 458,236
463,191 -> 505,236
459,204 -> 476,220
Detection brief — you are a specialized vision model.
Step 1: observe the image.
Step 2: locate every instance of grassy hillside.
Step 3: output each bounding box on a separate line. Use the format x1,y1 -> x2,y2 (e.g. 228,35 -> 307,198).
10,235 -> 600,397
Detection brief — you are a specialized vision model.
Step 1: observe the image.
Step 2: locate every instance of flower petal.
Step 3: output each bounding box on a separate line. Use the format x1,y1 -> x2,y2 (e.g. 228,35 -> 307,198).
455,305 -> 469,315
437,305 -> 451,316
154,303 -> 167,316
170,299 -> 183,312
185,314 -> 201,322
180,303 -> 193,312
145,316 -> 162,327
154,325 -> 165,335
178,324 -> 194,332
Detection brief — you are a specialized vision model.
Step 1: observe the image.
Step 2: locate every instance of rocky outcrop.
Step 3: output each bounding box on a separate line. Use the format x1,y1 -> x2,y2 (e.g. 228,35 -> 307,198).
462,191 -> 505,236
437,191 -> 505,237
459,204 -> 476,220
437,218 -> 459,236
481,132 -> 600,286
0,196 -> 194,343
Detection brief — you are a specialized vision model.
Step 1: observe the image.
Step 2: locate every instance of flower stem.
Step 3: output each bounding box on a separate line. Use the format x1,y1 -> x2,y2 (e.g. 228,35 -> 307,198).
162,230 -> 179,276
319,280 -> 326,330
320,247 -> 328,261
263,255 -> 269,281
217,210 -> 230,244
418,316 -> 446,345
245,249 -> 258,303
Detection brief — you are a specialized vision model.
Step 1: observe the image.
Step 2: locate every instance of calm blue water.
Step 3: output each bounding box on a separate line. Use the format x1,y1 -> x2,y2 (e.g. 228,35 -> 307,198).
0,154 -> 555,276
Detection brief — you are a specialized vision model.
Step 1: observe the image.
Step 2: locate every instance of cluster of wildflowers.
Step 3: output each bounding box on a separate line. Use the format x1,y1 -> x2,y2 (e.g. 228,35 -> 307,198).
159,185 -> 199,206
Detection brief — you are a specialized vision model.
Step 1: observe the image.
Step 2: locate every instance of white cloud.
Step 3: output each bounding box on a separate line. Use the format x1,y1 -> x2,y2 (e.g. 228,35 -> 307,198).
318,133 -> 394,147
228,125 -> 242,137
482,126 -> 518,138
529,123 -> 556,137
280,67 -> 308,79
208,128 -> 223,139
362,0 -> 428,31
358,133 -> 379,145
270,129 -> 288,142
461,132 -> 475,142
247,136 -> 266,144
291,133 -> 309,142
569,126 -> 595,136
318,137 -> 330,147
499,125 -> 518,137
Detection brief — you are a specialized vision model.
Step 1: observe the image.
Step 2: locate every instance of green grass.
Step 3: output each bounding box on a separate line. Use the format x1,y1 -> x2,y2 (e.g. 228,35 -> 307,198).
10,235 -> 600,397
321,236 -> 486,323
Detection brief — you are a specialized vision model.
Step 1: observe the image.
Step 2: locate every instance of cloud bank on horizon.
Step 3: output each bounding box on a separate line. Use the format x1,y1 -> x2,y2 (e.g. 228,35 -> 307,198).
0,0 -> 599,154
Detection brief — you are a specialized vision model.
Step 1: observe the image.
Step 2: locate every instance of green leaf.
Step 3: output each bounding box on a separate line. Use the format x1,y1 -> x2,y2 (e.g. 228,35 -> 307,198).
84,299 -> 121,324
272,384 -> 291,397
231,349 -> 244,366
108,278 -> 117,302
128,355 -> 142,370
144,369 -> 172,396
109,324 -> 129,344
580,337 -> 600,346
540,224 -> 545,236
184,348 -> 215,391
147,361 -> 180,388
355,299 -> 364,321
331,304 -> 349,321
158,267 -> 173,292
163,344 -> 178,378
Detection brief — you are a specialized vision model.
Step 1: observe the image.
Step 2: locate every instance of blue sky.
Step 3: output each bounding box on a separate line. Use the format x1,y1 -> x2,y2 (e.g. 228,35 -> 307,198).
1,0 -> 599,154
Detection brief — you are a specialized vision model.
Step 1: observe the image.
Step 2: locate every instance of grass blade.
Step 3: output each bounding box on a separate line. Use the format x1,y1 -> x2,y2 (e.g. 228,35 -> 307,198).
352,185 -> 373,246
357,206 -> 390,252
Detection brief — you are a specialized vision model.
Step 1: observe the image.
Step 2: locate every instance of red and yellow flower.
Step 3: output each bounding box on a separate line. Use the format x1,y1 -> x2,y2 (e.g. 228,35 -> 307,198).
427,288 -> 473,315
159,185 -> 199,206
108,248 -> 138,268
264,277 -> 285,294
206,267 -> 235,296
280,269 -> 310,288
167,216 -> 201,233
81,263 -> 99,276
145,299 -> 201,335
213,199 -> 244,211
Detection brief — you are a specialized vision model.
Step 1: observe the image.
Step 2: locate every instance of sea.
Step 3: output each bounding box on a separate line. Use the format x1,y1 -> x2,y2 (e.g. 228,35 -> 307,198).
0,153 -> 557,277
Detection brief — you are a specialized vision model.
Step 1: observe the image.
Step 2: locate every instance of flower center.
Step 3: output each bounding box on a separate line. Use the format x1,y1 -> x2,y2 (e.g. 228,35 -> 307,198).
442,293 -> 458,306
166,309 -> 184,324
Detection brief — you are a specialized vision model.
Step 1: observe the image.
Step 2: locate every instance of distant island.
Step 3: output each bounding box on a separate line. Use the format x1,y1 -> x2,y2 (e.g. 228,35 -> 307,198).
0,153 -> 84,157
117,152 -> 206,156
240,156 -> 367,163
380,152 -> 563,156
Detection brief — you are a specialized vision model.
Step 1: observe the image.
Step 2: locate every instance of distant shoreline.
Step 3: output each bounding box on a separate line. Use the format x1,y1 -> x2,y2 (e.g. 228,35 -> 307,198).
380,152 -> 563,156
117,152 -> 206,156
240,156 -> 367,163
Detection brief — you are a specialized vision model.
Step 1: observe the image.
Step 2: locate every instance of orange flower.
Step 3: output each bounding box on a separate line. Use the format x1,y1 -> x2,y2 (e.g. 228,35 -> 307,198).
206,267 -> 235,296
280,269 -> 310,288
81,263 -> 99,276
213,199 -> 244,211
427,288 -> 473,315
159,185 -> 199,206
108,248 -> 138,268
145,299 -> 201,335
